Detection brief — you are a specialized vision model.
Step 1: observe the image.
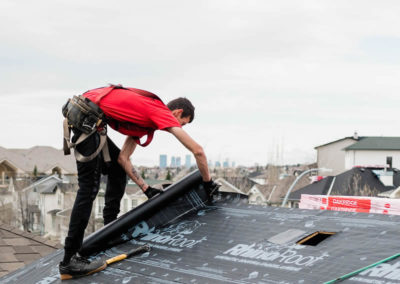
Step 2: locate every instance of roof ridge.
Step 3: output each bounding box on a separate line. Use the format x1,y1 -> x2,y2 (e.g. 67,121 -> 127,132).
0,223 -> 62,249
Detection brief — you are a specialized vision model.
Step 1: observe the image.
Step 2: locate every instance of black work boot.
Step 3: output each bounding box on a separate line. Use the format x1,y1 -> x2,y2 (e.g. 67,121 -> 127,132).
59,253 -> 106,280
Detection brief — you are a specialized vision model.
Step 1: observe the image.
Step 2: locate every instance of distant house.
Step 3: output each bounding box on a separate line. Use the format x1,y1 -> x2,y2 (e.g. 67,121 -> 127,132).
248,171 -> 267,185
249,175 -> 310,206
0,146 -> 77,179
315,133 -> 400,175
287,167 -> 400,208
18,175 -> 77,239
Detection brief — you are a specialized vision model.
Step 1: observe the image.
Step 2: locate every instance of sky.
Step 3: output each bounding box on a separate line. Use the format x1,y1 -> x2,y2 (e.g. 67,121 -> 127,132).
2,0 -> 400,167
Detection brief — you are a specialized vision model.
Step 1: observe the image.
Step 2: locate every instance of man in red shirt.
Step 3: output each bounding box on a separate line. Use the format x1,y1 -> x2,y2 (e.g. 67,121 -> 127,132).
59,85 -> 217,280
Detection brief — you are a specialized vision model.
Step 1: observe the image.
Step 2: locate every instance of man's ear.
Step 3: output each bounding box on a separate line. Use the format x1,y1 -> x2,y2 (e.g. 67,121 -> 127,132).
171,109 -> 183,118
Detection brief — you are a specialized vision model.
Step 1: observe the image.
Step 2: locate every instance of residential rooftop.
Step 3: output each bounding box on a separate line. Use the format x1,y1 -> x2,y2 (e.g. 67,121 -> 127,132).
0,223 -> 62,278
3,170 -> 400,283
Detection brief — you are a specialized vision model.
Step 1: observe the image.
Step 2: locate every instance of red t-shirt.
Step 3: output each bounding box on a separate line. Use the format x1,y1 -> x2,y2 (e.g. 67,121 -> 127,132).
83,86 -> 181,146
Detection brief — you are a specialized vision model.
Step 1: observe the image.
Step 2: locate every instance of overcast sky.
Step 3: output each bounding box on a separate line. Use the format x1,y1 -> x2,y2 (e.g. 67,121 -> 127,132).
2,1 -> 400,167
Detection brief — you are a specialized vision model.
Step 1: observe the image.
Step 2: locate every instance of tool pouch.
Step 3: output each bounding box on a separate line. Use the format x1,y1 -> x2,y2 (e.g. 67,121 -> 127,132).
62,95 -> 104,134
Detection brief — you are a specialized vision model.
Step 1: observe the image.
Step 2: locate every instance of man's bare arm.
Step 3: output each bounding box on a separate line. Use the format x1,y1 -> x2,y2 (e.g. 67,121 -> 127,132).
117,136 -> 149,192
167,127 -> 211,182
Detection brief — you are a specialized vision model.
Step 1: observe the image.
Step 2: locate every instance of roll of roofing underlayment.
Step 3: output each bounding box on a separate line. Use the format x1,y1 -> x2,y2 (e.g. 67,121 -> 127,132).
79,170 -> 206,256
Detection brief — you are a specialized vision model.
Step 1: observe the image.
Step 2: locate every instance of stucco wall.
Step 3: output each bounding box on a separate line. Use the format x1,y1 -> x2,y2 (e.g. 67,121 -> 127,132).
316,138 -> 357,175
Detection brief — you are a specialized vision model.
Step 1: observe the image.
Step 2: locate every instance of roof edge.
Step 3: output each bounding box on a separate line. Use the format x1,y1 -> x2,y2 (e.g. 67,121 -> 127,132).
314,137 -> 358,149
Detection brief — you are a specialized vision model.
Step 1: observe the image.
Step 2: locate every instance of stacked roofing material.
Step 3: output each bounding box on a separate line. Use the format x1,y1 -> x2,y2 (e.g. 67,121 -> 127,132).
2,170 -> 400,283
299,194 -> 400,215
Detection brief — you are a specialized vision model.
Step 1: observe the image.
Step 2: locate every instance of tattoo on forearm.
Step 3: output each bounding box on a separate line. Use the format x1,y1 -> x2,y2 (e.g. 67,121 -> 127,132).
132,168 -> 145,190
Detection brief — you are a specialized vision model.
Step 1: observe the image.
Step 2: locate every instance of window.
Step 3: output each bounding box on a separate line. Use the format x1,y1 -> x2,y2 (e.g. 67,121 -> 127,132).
131,199 -> 138,209
387,156 -> 393,168
296,231 -> 336,246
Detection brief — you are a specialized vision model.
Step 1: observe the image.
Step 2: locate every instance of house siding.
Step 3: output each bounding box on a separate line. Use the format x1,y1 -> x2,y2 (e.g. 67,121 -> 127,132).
316,138 -> 357,175
345,150 -> 400,169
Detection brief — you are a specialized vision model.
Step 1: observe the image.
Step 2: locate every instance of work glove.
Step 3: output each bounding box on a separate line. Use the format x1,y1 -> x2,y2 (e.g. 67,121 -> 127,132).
144,186 -> 163,199
203,180 -> 220,201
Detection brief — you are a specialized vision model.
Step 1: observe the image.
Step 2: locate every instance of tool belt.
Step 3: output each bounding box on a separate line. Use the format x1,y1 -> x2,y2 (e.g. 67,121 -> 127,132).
62,95 -> 111,162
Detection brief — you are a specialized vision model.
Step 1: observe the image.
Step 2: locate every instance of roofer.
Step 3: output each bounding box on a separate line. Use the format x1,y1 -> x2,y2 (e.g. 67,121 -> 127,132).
59,84 -> 218,280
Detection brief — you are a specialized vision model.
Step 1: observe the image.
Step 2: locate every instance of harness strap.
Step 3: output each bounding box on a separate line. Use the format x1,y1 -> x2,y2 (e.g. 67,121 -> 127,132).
63,118 -> 72,155
73,131 -> 109,163
63,118 -> 111,163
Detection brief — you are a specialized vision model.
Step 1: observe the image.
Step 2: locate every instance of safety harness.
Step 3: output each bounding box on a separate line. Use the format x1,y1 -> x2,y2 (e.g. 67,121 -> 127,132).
62,85 -> 120,162
62,84 -> 162,162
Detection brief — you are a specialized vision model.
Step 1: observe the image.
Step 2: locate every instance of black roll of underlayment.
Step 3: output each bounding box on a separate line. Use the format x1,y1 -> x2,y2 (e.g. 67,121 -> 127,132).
79,170 -> 203,256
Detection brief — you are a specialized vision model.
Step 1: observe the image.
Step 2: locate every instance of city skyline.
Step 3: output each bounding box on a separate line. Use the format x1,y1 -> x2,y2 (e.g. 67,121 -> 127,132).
159,153 -> 237,168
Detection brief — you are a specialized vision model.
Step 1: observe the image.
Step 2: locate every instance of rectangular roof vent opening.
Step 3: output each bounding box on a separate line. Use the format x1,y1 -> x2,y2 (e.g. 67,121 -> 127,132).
296,231 -> 336,246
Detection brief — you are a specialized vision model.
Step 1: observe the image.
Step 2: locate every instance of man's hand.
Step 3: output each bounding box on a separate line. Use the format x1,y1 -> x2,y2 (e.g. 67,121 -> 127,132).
144,187 -> 163,199
203,180 -> 220,201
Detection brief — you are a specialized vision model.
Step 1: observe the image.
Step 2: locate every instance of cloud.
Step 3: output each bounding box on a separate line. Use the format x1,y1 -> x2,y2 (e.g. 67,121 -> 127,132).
2,0 -> 400,165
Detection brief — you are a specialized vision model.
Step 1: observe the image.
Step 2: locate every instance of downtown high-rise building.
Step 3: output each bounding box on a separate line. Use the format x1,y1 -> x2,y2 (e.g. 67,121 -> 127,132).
223,159 -> 229,168
171,156 -> 176,167
159,154 -> 167,169
176,157 -> 181,167
185,154 -> 191,168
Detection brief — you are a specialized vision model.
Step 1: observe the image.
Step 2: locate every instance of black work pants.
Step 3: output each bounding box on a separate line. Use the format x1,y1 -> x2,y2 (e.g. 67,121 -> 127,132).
64,131 -> 127,256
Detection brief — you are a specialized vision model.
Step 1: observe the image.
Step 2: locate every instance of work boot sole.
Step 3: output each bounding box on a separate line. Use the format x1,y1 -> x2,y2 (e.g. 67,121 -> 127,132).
60,263 -> 107,280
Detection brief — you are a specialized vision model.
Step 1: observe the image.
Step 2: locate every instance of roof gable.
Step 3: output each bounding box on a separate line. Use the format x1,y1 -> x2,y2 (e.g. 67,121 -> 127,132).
314,137 -> 357,149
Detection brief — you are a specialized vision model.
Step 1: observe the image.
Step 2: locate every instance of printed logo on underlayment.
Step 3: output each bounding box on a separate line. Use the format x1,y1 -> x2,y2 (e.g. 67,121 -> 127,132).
128,220 -> 207,252
349,261 -> 400,283
215,242 -> 329,272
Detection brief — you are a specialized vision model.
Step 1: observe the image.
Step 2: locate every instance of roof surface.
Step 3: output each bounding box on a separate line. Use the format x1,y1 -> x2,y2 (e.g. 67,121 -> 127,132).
3,171 -> 400,283
344,136 -> 400,150
0,223 -> 62,278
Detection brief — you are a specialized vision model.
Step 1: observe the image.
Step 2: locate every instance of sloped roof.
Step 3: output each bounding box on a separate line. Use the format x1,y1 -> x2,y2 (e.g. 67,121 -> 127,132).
215,177 -> 245,194
0,223 -> 61,278
224,176 -> 256,193
3,191 -> 400,283
344,136 -> 400,150
3,170 -> 400,283
289,167 -> 400,201
314,136 -> 357,149
22,175 -> 61,193
0,146 -> 76,174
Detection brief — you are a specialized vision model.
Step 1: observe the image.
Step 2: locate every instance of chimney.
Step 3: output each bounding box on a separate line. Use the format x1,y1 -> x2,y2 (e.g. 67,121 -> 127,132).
353,131 -> 359,140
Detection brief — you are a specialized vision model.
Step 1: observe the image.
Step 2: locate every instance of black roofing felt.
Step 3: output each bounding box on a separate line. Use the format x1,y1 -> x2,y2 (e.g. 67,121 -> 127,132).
289,167 -> 398,201
2,171 -> 400,284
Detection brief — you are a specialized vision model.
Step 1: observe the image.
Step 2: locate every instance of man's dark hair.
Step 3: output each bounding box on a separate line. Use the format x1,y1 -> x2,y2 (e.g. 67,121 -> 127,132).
167,97 -> 195,123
